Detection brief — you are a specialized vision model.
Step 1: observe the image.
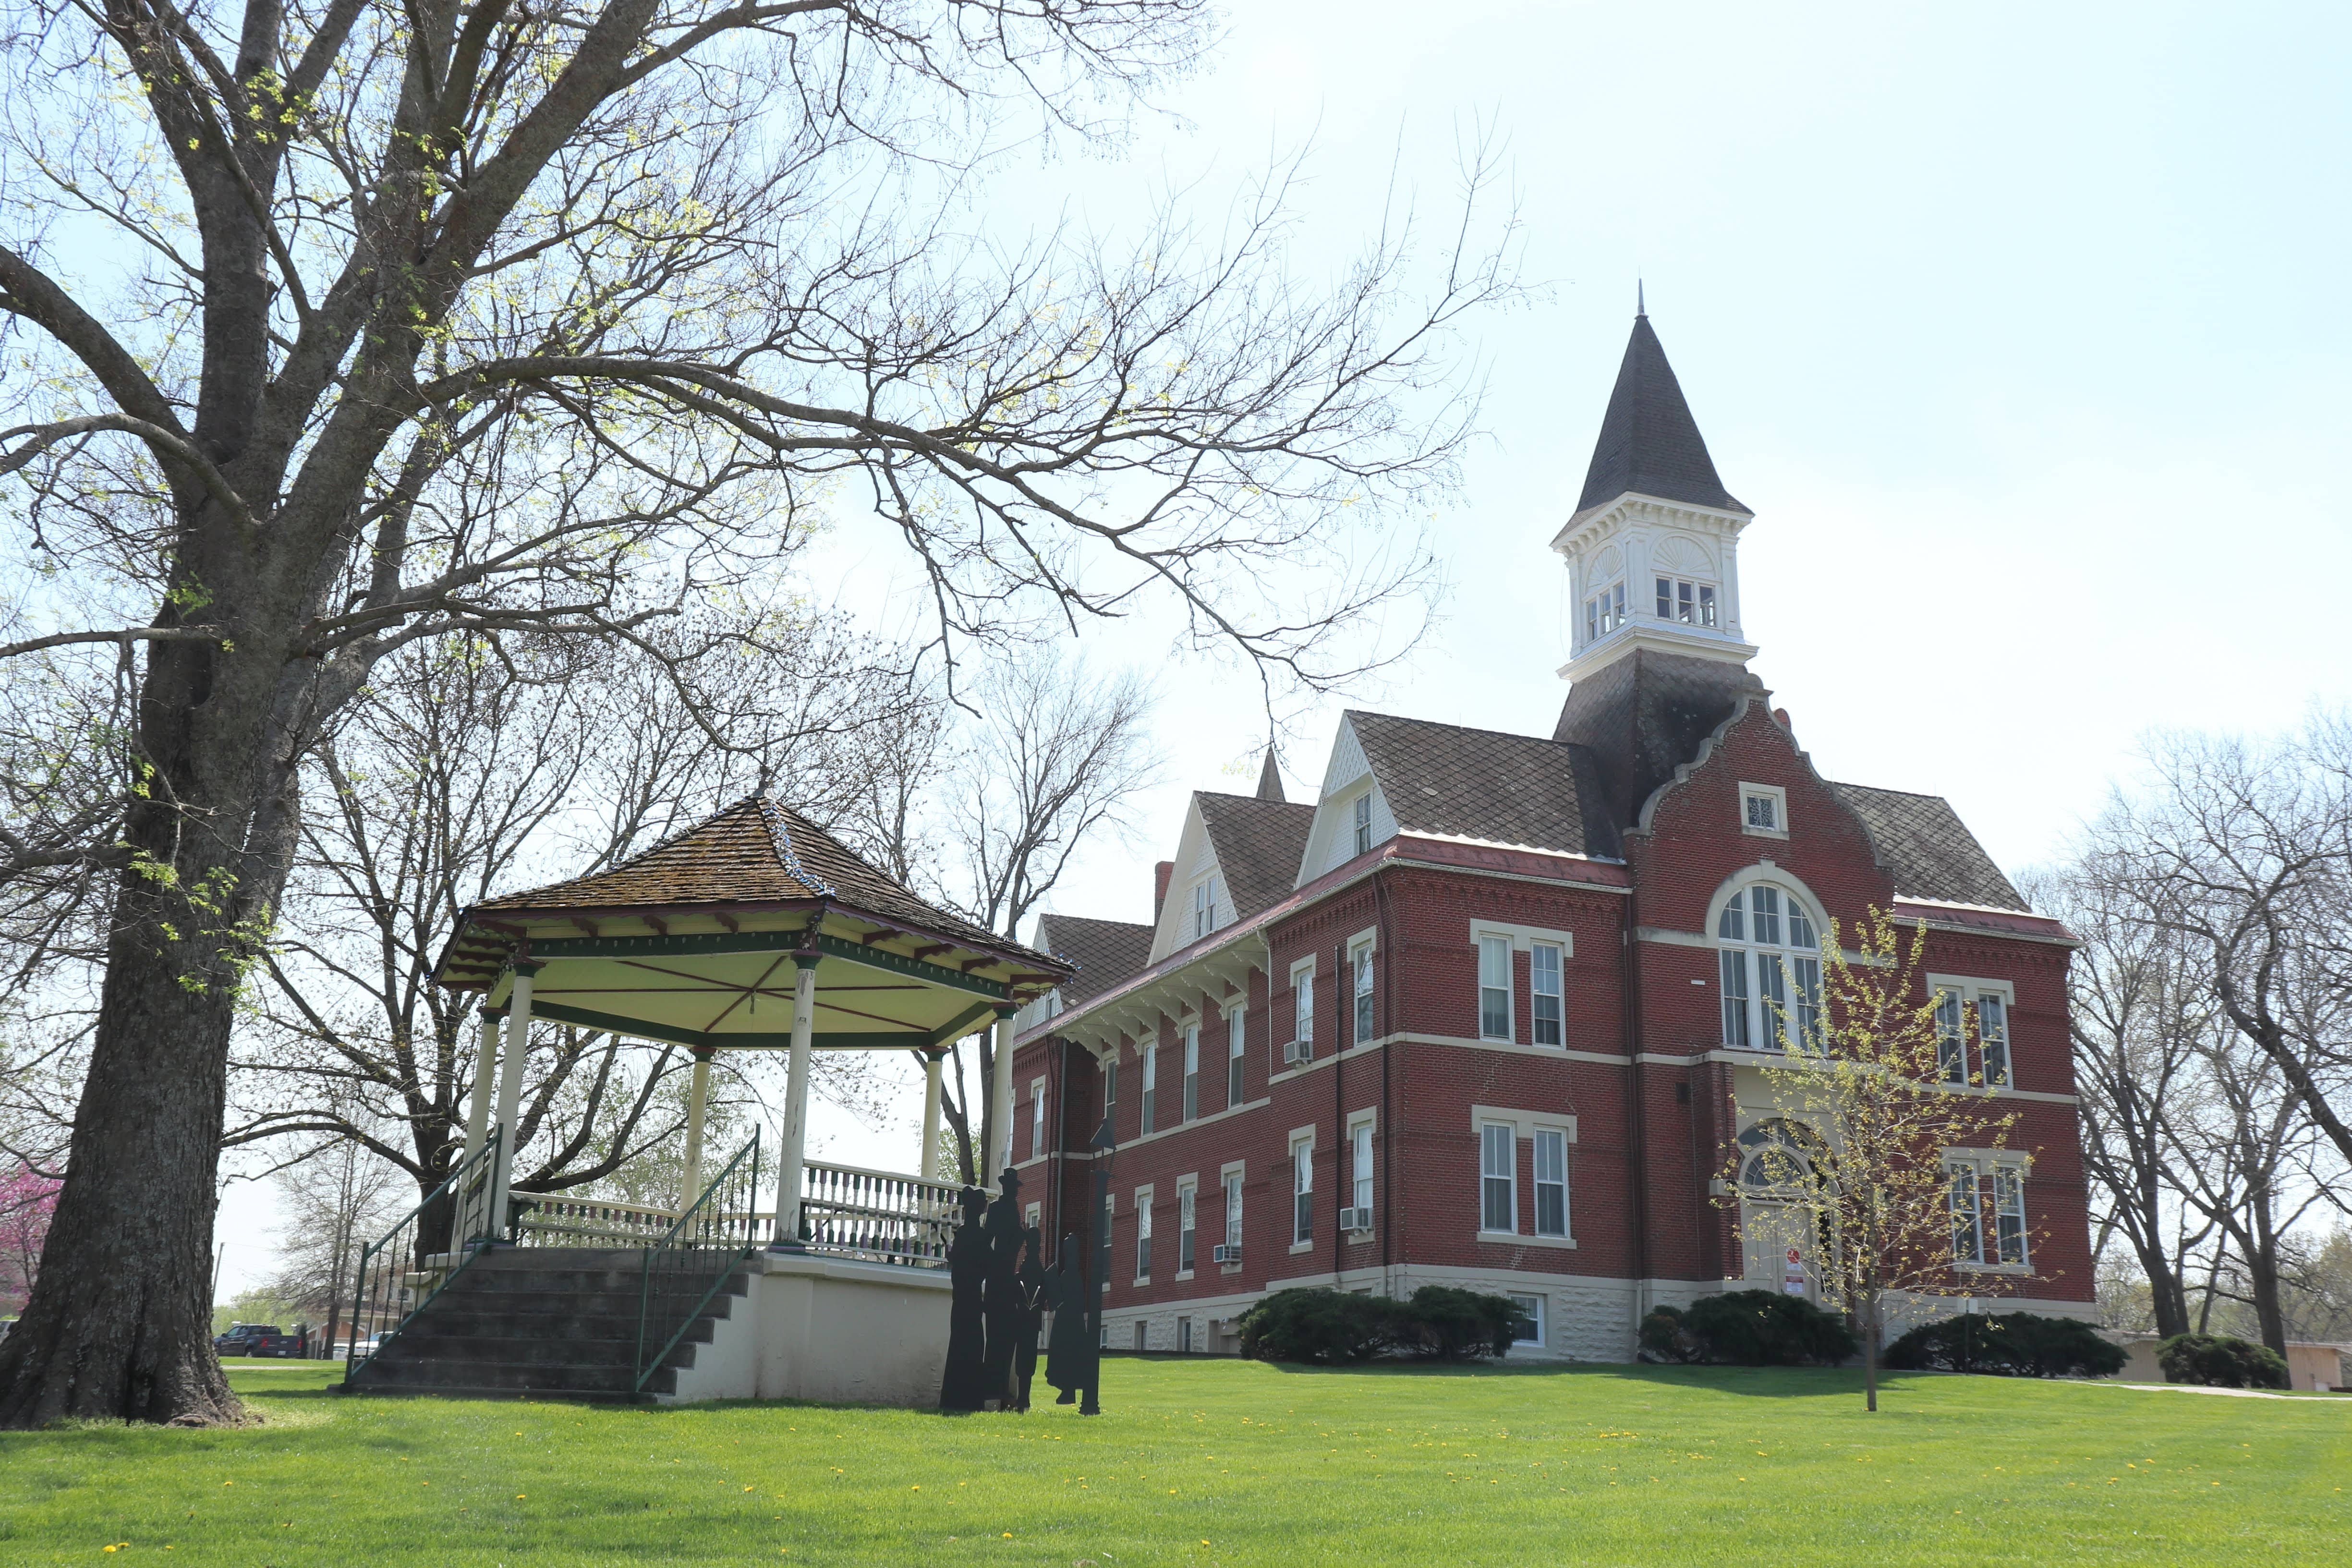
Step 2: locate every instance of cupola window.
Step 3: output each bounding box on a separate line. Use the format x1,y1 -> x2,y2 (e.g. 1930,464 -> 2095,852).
1583,581 -> 1626,643
1655,576 -> 1718,627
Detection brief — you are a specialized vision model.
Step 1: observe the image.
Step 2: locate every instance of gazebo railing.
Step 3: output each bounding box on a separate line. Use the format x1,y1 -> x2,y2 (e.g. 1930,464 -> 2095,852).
635,1131 -> 762,1394
788,1158 -> 959,1267
342,1128 -> 502,1382
509,1191 -> 678,1247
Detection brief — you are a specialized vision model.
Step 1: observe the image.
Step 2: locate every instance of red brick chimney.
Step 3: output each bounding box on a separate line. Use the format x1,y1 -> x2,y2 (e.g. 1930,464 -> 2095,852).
1773,707 -> 1793,731
1153,861 -> 1175,920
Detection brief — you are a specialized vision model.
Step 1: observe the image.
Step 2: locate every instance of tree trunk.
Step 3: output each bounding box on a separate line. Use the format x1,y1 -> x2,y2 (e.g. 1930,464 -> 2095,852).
0,893 -> 246,1425
1863,1292 -> 1879,1412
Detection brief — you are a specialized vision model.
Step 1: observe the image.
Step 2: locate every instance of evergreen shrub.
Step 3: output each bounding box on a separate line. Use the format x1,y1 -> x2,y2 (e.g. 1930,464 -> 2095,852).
1677,1289 -> 1860,1366
1637,1304 -> 1703,1364
2156,1334 -> 2289,1389
1881,1312 -> 2126,1378
1237,1286 -> 1522,1364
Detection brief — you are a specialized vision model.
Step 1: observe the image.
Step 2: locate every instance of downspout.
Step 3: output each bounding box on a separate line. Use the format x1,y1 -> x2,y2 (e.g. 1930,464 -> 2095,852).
1621,865 -> 1649,1341
1374,867 -> 1397,1300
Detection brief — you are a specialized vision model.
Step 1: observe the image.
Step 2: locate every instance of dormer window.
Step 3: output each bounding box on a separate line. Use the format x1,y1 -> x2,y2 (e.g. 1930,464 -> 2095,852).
1351,793 -> 1372,857
1190,876 -> 1222,940
1582,581 -> 1626,643
1655,576 -> 1718,627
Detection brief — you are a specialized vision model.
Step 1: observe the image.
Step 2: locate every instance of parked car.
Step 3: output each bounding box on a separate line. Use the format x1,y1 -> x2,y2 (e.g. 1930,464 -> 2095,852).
215,1322 -> 298,1358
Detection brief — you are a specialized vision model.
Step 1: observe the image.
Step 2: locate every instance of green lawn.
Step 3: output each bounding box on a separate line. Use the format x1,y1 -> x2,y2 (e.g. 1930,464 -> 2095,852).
2,1357 -> 2345,1566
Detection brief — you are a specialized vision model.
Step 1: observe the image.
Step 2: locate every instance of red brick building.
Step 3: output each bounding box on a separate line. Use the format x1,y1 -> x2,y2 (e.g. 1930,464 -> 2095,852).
1005,311 -> 2096,1361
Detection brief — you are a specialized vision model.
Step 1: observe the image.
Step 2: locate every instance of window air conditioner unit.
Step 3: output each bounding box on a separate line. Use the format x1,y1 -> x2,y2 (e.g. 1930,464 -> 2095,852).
1212,1243 -> 1242,1264
1340,1206 -> 1373,1232
1283,1040 -> 1311,1067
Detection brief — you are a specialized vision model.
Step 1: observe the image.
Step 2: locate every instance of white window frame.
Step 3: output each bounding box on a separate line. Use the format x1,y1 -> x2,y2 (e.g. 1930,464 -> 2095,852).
1507,1292 -> 1546,1347
1225,1003 -> 1246,1107
1221,1162 -> 1245,1253
1290,955 -> 1316,1052
1133,1186 -> 1153,1283
1529,940 -> 1565,1048
1715,878 -> 1825,1052
1479,1120 -> 1517,1235
1140,1040 -> 1158,1134
1181,1023 -> 1200,1122
1928,975 -> 2019,1090
1350,929 -> 1376,1045
1289,1129 -> 1315,1251
1029,1077 -> 1048,1163
1739,782 -> 1789,839
1348,1113 -> 1375,1217
1476,934 -> 1513,1043
1351,791 -> 1373,857
1176,1179 -> 1197,1277
1944,1149 -> 2033,1271
1532,1126 -> 1570,1239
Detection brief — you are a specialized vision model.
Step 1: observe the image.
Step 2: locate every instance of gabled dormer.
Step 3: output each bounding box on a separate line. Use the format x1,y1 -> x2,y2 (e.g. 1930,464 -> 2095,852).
1145,784 -> 1317,961
1552,307 -> 1758,683
1295,715 -> 1397,885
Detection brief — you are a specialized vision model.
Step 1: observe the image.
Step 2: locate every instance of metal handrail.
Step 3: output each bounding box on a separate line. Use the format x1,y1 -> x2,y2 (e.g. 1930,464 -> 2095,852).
632,1131 -> 761,1395
341,1127 -> 502,1384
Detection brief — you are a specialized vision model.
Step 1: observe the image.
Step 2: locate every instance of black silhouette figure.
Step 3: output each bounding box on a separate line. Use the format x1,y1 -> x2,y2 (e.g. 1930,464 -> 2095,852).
1013,1225 -> 1048,1411
1043,1232 -> 1090,1404
937,1184 -> 991,1412
979,1167 -> 1026,1408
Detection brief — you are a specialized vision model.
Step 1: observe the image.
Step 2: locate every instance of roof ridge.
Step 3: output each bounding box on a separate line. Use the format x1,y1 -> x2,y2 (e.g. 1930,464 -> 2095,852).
1346,707 -> 1578,748
755,796 -> 836,897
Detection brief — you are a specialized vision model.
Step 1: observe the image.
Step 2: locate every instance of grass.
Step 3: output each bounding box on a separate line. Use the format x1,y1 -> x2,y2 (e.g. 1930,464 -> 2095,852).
1,1357 -> 2346,1566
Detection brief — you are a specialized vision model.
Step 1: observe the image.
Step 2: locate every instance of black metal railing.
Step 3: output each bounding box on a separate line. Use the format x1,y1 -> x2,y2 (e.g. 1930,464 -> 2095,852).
633,1131 -> 761,1395
341,1127 -> 502,1383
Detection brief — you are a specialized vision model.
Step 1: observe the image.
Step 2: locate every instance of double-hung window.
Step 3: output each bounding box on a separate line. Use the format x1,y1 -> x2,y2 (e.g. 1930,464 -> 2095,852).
1226,1008 -> 1246,1106
1533,1128 -> 1569,1238
1030,1082 -> 1047,1163
1177,1184 -> 1196,1275
1934,992 -> 1967,1083
1585,581 -> 1627,641
1507,1294 -> 1544,1347
1291,1137 -> 1314,1245
1181,1025 -> 1199,1122
1223,1170 -> 1243,1252
1477,935 -> 1513,1042
1932,982 -> 2015,1088
1978,995 -> 2012,1088
1718,884 -> 1821,1050
1140,1043 -> 1157,1135
1103,1056 -> 1118,1130
1993,1167 -> 2028,1265
1351,1121 -> 1374,1218
1655,576 -> 1719,627
1479,1122 -> 1516,1233
1135,1191 -> 1153,1280
1191,878 -> 1219,941
1948,1162 -> 1983,1264
1530,941 -> 1564,1047
1351,793 -> 1372,857
1294,967 -> 1314,1052
1352,940 -> 1375,1045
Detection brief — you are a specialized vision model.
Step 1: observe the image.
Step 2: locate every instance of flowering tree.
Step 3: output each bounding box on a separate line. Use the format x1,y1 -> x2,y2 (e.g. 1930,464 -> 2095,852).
0,1164 -> 60,1313
1720,909 -> 2028,1410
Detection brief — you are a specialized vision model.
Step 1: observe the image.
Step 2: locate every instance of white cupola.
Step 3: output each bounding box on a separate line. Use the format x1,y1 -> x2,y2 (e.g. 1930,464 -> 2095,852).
1552,307 -> 1758,682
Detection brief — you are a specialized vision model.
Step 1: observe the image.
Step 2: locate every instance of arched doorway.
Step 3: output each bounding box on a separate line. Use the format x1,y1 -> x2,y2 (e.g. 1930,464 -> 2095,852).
1734,1118 -> 1827,1302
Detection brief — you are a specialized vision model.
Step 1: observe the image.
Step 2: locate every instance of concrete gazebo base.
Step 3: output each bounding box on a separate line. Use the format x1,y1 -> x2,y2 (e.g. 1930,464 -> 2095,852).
658,1250 -> 955,1407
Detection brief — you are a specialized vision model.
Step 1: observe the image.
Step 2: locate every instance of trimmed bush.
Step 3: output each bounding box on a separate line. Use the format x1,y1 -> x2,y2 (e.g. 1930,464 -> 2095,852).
2157,1334 -> 2289,1390
1679,1290 -> 1860,1366
1882,1312 -> 2127,1378
1637,1305 -> 1703,1364
1396,1287 -> 1518,1361
1237,1286 -> 1523,1365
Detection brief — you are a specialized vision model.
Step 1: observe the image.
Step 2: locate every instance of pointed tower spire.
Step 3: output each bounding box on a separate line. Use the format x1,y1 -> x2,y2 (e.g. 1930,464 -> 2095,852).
1637,277 -> 1645,317
1574,311 -> 1745,517
1253,749 -> 1285,803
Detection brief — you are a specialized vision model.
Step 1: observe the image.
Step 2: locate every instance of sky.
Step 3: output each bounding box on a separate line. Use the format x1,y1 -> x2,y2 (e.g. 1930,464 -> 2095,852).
213,1 -> 2352,1299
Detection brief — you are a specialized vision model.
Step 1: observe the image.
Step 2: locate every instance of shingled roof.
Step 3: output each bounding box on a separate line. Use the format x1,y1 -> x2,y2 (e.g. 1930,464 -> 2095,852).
1196,792 -> 1316,919
1032,913 -> 1156,1008
1576,313 -> 1747,517
1831,783 -> 2027,911
1349,711 -> 1620,860
473,795 -> 1055,965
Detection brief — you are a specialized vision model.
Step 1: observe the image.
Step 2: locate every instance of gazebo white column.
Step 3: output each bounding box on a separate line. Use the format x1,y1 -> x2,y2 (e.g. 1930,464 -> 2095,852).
985,1011 -> 1016,1180
771,958 -> 818,1246
489,961 -> 537,1236
460,1008 -> 501,1162
679,1047 -> 713,1210
919,1050 -> 945,1181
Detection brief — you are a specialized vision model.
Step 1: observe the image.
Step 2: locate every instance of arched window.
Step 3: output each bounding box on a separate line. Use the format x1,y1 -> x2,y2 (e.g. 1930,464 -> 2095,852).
1734,1119 -> 1819,1198
1717,882 -> 1823,1051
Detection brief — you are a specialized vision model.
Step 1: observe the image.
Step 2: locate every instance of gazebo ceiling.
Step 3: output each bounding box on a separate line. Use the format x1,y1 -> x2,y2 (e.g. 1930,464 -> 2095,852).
431,797 -> 1071,1051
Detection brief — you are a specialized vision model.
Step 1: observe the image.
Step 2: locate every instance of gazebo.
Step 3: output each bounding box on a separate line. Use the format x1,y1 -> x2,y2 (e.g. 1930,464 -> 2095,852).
344,796 -> 1073,1405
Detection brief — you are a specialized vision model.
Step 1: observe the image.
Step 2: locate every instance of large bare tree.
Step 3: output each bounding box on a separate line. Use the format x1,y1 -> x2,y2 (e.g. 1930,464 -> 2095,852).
0,0 -> 1510,1424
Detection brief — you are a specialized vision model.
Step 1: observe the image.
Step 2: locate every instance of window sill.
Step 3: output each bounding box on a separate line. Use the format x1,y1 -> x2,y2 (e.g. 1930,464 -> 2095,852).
1288,1240 -> 1314,1255
1132,1277 -> 1151,1288
1346,1230 -> 1377,1244
1740,826 -> 1790,841
1476,1230 -> 1577,1250
1220,1263 -> 1244,1275
1175,1269 -> 1194,1282
1955,1261 -> 2032,1276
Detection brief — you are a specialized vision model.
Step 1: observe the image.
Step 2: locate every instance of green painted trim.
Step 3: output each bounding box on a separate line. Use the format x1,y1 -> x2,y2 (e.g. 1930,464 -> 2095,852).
488,926 -> 1009,1001
925,1000 -> 1000,1048
529,998 -> 930,1052
806,932 -> 1009,1000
